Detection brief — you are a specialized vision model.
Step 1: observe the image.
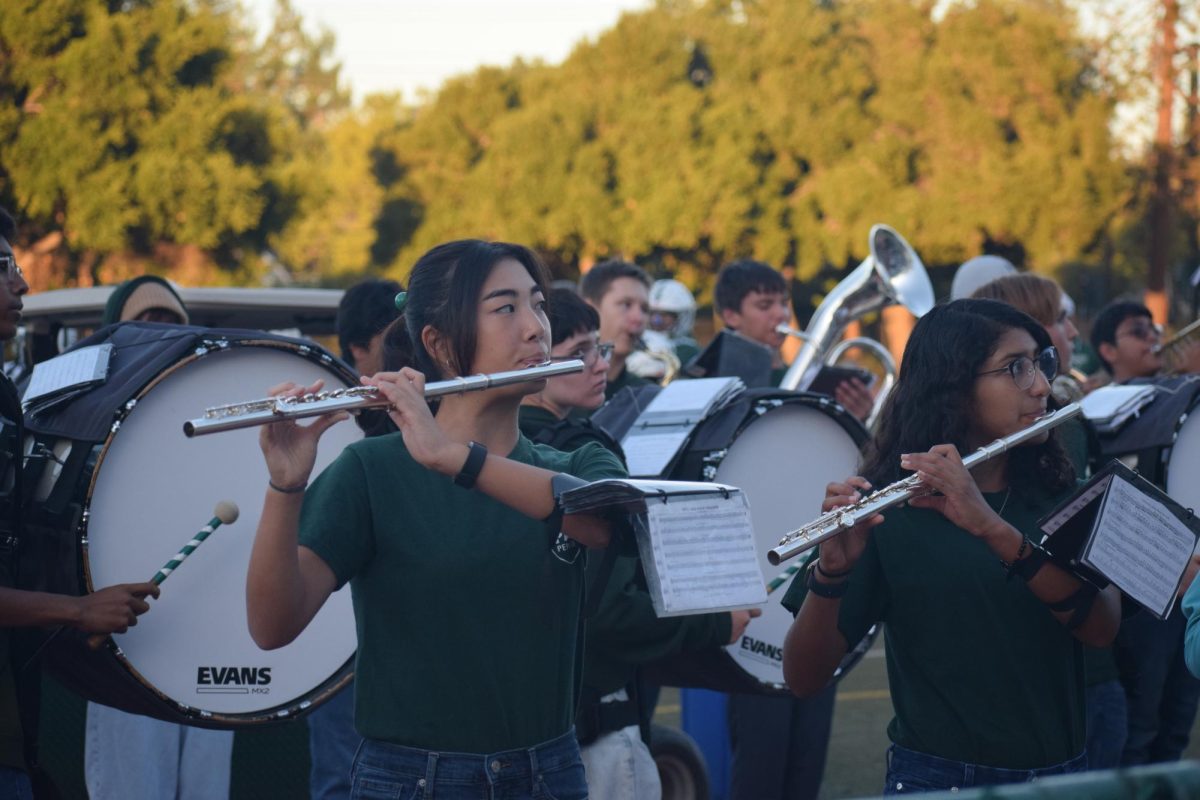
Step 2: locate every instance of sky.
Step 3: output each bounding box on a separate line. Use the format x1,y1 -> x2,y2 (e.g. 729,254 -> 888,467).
245,0 -> 651,102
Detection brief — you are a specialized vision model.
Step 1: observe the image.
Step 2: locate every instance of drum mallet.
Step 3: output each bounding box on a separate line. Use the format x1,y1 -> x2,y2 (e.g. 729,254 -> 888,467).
87,501 -> 240,649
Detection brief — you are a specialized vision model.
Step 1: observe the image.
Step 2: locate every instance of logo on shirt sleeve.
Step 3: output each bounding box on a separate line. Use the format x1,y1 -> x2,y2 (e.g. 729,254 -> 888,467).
551,531 -> 581,564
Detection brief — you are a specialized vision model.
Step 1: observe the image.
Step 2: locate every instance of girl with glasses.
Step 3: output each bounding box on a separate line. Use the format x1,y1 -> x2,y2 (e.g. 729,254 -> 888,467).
247,240 -> 625,800
781,299 -> 1121,794
971,273 -> 1128,771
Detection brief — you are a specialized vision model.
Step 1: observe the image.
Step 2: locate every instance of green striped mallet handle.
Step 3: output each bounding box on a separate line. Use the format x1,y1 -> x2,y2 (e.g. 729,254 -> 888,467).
87,502 -> 239,649
765,563 -> 802,595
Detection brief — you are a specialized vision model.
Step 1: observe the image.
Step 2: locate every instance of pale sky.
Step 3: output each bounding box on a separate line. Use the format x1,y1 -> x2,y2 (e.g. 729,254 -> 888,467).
245,0 -> 651,102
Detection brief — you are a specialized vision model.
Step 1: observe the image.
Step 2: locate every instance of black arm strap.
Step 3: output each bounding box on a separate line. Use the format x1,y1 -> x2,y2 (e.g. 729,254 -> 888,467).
1046,583 -> 1100,630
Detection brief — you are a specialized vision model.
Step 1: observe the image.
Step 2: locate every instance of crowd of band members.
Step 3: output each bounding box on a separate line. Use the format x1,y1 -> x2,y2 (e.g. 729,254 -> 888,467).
1,195 -> 1200,798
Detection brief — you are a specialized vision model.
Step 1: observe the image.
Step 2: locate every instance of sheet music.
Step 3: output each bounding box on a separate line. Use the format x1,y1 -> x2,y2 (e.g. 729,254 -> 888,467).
638,378 -> 736,415
1083,475 -> 1196,618
637,492 -> 767,616
623,430 -> 692,478
23,344 -> 113,406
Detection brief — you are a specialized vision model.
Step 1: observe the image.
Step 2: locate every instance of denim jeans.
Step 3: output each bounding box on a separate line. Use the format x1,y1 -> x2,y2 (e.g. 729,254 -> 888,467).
0,765 -> 33,800
309,684 -> 362,800
350,728 -> 586,800
84,702 -> 233,800
1085,679 -> 1128,770
1116,605 -> 1200,765
883,744 -> 1087,795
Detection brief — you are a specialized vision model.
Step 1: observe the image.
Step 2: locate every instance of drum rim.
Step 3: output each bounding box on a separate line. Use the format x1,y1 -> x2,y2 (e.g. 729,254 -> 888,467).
77,336 -> 358,723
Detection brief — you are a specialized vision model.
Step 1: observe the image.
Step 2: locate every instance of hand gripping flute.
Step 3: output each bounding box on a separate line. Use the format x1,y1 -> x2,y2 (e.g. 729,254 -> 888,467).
183,360 -> 585,437
766,402 -> 1082,566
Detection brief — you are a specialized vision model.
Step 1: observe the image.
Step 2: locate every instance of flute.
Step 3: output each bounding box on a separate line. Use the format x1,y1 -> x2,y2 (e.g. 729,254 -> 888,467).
183,360 -> 585,437
766,402 -> 1082,565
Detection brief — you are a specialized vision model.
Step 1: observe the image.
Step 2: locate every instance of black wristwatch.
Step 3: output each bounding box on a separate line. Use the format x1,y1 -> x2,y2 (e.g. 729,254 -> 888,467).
806,561 -> 850,599
454,441 -> 488,489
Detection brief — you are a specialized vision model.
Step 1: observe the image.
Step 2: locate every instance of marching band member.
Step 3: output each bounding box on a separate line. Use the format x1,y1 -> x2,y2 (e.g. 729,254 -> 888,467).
305,277 -> 403,800
1090,299 -> 1200,766
782,299 -> 1120,795
713,259 -> 846,800
519,287 -> 751,799
971,274 -> 1126,770
247,240 -> 625,800
580,260 -> 652,398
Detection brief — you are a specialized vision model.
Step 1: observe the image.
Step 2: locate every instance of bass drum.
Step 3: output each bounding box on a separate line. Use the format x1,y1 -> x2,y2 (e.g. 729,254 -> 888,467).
665,390 -> 871,695
1095,376 -> 1200,516
23,324 -> 360,728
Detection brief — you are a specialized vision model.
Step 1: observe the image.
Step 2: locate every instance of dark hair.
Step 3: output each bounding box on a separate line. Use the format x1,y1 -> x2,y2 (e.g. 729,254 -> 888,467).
336,278 -> 404,367
579,259 -> 650,304
0,207 -> 15,241
714,259 -> 786,315
1090,301 -> 1152,373
389,239 -> 550,380
547,287 -> 599,345
861,298 -> 1074,496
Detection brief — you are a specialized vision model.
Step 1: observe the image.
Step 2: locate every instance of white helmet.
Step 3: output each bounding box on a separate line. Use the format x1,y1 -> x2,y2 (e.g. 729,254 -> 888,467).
649,279 -> 697,337
951,255 -> 1017,300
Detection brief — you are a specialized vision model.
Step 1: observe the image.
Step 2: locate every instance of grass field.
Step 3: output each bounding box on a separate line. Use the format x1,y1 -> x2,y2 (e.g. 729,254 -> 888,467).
37,637 -> 1200,798
651,638 -> 1200,799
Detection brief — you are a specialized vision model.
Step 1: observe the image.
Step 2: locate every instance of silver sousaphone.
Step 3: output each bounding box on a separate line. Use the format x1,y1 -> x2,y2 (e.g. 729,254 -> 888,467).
779,224 -> 935,409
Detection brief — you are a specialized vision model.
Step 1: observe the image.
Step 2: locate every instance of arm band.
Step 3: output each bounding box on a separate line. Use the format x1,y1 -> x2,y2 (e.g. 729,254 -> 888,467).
1007,542 -> 1050,583
1047,583 -> 1100,631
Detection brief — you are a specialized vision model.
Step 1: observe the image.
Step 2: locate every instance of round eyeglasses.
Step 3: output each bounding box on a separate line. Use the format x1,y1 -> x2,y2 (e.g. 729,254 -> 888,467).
976,346 -> 1059,390
550,341 -> 614,368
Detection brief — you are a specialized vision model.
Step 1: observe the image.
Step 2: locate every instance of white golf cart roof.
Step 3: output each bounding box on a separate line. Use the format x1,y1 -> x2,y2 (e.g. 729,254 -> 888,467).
21,285 -> 344,336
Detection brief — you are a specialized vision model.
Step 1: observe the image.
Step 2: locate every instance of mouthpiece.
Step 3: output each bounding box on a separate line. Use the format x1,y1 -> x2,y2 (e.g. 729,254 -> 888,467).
214,501 -> 240,526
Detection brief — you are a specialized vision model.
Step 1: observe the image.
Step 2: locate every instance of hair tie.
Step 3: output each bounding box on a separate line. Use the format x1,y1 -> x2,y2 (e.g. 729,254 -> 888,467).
394,291 -> 408,312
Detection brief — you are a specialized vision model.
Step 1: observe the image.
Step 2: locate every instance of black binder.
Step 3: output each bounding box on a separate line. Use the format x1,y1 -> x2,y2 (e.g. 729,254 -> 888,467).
1039,459 -> 1199,619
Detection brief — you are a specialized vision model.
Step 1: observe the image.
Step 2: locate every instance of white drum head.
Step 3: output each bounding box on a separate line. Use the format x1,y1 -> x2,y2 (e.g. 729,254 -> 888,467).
85,345 -> 360,718
712,402 -> 862,689
1167,409 -> 1200,523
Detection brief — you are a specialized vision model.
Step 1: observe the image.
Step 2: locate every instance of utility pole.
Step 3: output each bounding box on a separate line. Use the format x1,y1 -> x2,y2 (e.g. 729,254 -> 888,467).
1146,0 -> 1179,325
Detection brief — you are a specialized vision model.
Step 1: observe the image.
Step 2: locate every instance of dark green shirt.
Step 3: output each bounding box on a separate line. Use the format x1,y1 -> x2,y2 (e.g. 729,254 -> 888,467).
605,366 -> 650,401
298,433 -> 624,752
782,489 -> 1086,769
517,407 -> 730,695
0,375 -> 24,771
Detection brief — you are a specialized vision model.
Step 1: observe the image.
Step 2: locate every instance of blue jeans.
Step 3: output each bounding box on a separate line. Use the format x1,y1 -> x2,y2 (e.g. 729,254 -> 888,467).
1116,605 -> 1200,765
309,683 -> 362,799
1085,679 -> 1127,770
0,765 -> 33,800
350,728 -> 586,800
883,744 -> 1087,795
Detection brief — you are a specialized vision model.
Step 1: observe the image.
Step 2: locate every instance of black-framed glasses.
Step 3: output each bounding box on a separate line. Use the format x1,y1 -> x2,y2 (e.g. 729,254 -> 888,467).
550,341 -> 614,368
1117,321 -> 1162,342
0,255 -> 23,283
976,346 -> 1058,390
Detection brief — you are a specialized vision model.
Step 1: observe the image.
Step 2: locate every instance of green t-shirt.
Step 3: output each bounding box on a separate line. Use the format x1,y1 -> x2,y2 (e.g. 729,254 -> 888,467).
517,406 -> 730,695
298,432 -> 624,752
782,488 -> 1086,769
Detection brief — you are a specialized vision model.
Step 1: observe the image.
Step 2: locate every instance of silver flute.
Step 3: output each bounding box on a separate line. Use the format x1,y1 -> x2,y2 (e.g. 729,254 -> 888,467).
183,360 -> 585,437
766,402 -> 1082,565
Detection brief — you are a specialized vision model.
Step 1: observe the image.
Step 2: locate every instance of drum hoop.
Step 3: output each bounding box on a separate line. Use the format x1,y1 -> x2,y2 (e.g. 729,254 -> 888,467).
77,336 -> 357,723
698,392 -> 868,480
1163,405 -> 1200,492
